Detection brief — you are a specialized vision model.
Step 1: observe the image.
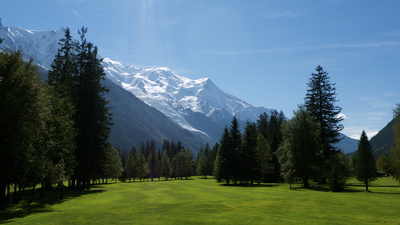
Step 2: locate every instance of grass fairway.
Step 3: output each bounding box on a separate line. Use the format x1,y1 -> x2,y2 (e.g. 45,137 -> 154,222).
1,177 -> 399,224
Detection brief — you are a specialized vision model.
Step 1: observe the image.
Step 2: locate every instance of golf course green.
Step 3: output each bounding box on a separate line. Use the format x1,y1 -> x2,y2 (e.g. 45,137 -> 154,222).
1,177 -> 399,224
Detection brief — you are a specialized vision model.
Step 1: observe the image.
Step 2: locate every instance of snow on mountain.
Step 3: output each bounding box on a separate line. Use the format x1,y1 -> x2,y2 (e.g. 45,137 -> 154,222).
0,21 -> 273,142
0,19 -> 63,69
102,58 -> 273,136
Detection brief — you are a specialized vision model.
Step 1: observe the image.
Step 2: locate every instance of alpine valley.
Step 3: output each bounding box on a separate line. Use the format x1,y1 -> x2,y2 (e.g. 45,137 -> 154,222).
0,20 -> 360,153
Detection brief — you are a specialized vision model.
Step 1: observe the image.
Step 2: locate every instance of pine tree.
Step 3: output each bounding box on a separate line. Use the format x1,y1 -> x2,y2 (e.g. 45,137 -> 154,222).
355,131 -> 377,192
389,104 -> 400,182
214,127 -> 231,184
229,116 -> 242,185
257,111 -> 285,182
305,66 -> 343,159
240,122 -> 258,184
57,27 -> 112,190
277,107 -> 323,188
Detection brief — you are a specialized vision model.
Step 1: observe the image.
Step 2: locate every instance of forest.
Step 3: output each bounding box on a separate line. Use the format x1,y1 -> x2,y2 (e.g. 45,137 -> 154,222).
1,28 -> 400,208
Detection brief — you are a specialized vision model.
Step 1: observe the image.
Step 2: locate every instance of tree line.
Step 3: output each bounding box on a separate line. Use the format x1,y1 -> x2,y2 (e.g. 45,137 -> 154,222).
210,66 -> 400,192
120,140 -> 195,182
0,27 -> 122,205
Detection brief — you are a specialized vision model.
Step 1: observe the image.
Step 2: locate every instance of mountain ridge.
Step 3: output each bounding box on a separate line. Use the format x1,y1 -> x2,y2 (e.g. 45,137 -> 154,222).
0,21 -> 369,153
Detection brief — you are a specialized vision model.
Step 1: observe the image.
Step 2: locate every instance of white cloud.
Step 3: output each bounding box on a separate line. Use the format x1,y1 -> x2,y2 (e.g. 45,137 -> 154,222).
72,9 -> 89,23
337,113 -> 350,120
350,131 -> 378,140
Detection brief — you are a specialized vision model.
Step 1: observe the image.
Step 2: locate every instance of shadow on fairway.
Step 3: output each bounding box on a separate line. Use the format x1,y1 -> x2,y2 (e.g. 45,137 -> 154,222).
0,188 -> 104,223
219,183 -> 280,188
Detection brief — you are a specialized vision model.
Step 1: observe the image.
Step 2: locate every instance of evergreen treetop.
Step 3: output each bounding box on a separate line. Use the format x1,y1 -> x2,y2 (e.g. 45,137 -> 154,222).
305,65 -> 343,157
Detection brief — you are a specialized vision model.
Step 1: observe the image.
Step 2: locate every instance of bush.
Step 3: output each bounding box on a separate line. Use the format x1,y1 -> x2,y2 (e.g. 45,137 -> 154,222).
325,152 -> 350,192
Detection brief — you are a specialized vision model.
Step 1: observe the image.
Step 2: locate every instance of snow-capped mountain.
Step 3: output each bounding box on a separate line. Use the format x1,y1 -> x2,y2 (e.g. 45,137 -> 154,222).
0,20 -> 273,144
0,20 -> 361,153
103,57 -> 273,140
0,19 -> 63,69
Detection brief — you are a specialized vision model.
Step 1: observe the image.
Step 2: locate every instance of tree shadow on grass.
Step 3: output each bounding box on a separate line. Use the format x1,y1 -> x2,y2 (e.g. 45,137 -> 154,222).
0,188 -> 104,224
219,183 -> 280,188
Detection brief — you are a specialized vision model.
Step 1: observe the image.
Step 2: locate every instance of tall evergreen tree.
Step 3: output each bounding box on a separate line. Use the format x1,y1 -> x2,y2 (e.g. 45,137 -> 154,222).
305,66 -> 343,159
214,127 -> 231,184
229,116 -> 242,185
240,122 -> 258,184
257,111 -> 285,182
355,131 -> 377,192
50,27 -> 112,190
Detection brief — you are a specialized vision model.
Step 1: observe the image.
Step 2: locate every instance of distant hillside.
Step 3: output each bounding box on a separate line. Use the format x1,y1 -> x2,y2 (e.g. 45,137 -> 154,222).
336,133 -> 358,154
370,118 -> 397,157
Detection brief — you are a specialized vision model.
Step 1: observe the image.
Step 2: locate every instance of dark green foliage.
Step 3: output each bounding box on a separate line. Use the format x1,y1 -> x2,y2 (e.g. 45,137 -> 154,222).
0,50 -> 49,203
196,144 -> 213,178
103,143 -> 123,182
160,150 -> 172,180
229,116 -> 242,184
214,117 -> 243,185
256,134 -> 273,184
48,27 -> 113,190
370,118 -> 396,157
355,131 -> 377,191
305,65 -> 343,159
325,152 -> 350,192
147,144 -> 158,181
277,107 -> 323,188
389,104 -> 400,182
257,111 -> 285,182
124,150 -> 138,182
172,149 -> 194,179
240,122 -> 258,184
277,140 -> 295,188
376,154 -> 390,173
136,153 -> 148,182
0,50 -> 74,203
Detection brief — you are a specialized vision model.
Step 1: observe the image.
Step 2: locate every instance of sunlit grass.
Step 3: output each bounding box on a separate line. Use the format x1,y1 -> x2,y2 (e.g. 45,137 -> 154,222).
1,177 -> 399,224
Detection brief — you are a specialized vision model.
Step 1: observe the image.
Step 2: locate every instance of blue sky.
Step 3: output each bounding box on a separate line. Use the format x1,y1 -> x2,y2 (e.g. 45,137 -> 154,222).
1,0 -> 400,139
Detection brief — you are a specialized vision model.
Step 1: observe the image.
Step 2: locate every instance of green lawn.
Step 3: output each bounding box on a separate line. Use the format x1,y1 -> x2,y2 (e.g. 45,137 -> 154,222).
1,177 -> 399,224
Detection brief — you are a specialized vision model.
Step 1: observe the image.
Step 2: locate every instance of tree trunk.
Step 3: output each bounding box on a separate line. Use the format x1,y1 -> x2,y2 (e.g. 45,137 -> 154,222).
29,185 -> 36,204
302,177 -> 309,188
6,184 -> 10,204
0,182 -> 6,204
59,182 -> 64,200
366,179 -> 369,192
13,185 -> 18,204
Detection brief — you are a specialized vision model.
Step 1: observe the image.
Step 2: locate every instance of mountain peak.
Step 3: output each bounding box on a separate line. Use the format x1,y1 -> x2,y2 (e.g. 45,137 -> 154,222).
0,18 -> 3,30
